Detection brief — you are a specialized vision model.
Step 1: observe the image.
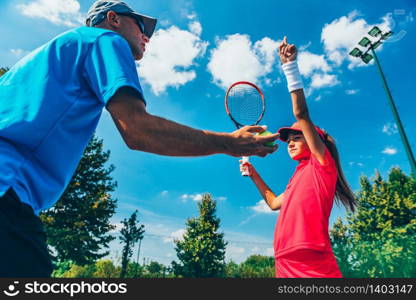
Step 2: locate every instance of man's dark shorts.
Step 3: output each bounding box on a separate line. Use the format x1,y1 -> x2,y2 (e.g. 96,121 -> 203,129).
0,188 -> 53,277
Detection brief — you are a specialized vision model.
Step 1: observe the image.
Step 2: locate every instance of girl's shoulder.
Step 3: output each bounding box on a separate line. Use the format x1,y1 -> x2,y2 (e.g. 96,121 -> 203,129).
309,147 -> 337,174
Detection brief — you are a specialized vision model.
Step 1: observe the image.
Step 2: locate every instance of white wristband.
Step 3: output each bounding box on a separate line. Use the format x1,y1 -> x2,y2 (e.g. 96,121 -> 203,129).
282,61 -> 304,93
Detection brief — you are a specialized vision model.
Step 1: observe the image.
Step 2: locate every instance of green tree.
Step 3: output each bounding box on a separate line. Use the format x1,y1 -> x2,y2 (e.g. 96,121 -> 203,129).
0,67 -> 9,77
93,259 -> 119,278
119,210 -> 145,278
330,168 -> 416,277
51,260 -> 74,278
330,218 -> 356,277
240,255 -> 275,278
40,136 -> 118,266
224,261 -> 240,277
62,264 -> 96,278
225,255 -> 275,278
172,193 -> 227,277
142,261 -> 167,278
124,262 -> 144,278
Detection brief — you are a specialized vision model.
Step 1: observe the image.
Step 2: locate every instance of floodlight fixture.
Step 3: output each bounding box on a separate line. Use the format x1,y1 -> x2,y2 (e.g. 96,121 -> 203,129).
358,37 -> 371,47
348,28 -> 416,176
368,26 -> 382,37
349,47 -> 363,58
362,53 -> 373,64
381,31 -> 393,40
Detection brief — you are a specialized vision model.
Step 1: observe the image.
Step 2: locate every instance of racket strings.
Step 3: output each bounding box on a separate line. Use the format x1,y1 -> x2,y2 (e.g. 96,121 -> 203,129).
227,85 -> 264,126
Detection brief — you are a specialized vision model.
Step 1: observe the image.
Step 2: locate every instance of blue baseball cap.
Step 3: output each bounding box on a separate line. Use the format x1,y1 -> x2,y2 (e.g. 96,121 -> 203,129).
86,0 -> 157,38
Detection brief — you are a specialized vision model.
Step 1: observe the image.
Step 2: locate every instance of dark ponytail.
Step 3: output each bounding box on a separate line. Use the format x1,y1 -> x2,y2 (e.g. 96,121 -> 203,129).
323,132 -> 357,212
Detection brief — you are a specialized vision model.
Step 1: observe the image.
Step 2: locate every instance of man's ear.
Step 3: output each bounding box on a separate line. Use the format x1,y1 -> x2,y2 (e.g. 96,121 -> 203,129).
106,11 -> 121,28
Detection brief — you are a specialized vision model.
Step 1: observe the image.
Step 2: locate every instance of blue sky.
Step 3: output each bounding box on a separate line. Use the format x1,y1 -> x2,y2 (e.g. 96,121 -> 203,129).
1,0 -> 415,265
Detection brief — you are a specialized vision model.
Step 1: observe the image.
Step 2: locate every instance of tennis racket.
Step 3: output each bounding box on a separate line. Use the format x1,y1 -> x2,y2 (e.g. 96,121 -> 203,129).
225,81 -> 266,176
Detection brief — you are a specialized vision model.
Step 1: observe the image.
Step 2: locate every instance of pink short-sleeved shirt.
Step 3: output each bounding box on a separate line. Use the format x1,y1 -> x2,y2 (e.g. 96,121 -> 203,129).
274,148 -> 338,257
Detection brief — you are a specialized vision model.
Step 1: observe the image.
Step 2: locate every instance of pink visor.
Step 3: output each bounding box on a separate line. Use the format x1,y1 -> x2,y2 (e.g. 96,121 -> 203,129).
278,124 -> 326,142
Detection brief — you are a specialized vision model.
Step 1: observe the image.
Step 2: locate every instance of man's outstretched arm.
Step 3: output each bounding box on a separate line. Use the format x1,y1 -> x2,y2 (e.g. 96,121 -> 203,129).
106,87 -> 279,157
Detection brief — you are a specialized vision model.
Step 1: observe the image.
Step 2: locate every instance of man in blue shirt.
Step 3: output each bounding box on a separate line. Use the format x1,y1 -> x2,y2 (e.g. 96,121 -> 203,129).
0,0 -> 279,277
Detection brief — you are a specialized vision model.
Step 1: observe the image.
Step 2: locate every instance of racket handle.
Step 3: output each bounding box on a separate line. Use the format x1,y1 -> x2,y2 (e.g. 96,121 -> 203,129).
241,156 -> 250,176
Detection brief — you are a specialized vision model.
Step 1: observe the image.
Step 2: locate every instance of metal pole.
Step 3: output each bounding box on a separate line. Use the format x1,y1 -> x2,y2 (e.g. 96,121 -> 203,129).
370,46 -> 416,177
134,238 -> 142,278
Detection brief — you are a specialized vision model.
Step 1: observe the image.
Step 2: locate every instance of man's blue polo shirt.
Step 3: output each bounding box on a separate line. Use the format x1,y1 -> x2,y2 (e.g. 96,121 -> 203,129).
0,27 -> 144,214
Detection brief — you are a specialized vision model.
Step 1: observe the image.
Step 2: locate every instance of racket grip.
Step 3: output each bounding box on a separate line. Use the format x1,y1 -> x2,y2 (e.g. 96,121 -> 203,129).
241,156 -> 250,176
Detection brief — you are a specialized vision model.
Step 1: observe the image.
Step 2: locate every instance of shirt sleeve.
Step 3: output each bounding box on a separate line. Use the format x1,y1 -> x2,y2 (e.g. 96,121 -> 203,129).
310,147 -> 337,174
310,147 -> 338,203
83,32 -> 145,105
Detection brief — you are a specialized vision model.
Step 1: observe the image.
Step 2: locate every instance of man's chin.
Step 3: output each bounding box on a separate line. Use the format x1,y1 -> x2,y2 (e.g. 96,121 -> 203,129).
133,49 -> 144,60
134,54 -> 143,60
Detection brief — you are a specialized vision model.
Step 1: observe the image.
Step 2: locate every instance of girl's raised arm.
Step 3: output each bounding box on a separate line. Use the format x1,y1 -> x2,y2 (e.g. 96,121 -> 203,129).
279,37 -> 327,165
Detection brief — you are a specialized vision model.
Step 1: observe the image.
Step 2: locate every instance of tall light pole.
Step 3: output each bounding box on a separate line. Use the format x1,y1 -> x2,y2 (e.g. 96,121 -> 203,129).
134,238 -> 142,278
349,26 -> 416,177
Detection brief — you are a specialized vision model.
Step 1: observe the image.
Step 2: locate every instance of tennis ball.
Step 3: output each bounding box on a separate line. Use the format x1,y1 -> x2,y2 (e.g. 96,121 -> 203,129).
256,130 -> 275,147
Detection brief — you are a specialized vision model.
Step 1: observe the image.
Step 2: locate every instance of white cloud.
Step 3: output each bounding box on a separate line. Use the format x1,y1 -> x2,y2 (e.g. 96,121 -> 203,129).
207,34 -> 280,89
349,162 -> 364,167
10,48 -> 29,59
187,12 -> 197,20
345,89 -> 360,95
299,41 -> 312,51
254,37 -> 281,76
159,19 -> 171,27
180,193 -> 226,202
297,51 -> 331,77
10,49 -> 24,56
250,200 -> 276,214
160,190 -> 169,197
321,10 -> 392,69
296,50 -> 338,94
17,0 -> 83,27
382,123 -> 398,135
163,229 -> 186,243
310,73 -> 340,89
240,199 -> 278,225
327,51 -> 345,66
288,11 -> 393,96
180,193 -> 204,202
180,194 -> 189,202
382,147 -> 397,155
189,21 -> 202,36
226,245 -> 245,256
266,248 -> 274,256
250,246 -> 260,253
191,194 -> 203,201
138,22 -> 208,95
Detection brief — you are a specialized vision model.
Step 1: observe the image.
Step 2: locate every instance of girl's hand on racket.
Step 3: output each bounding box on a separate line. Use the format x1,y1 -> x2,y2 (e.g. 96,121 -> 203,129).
279,36 -> 297,64
239,159 -> 254,177
229,125 -> 279,157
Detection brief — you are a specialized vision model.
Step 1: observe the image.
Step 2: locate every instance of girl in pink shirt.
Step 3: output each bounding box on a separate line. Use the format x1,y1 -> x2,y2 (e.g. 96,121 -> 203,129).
240,37 -> 356,278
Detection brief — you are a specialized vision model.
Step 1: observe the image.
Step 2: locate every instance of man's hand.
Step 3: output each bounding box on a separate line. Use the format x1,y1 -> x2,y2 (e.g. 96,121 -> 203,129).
279,36 -> 297,64
227,126 -> 279,157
